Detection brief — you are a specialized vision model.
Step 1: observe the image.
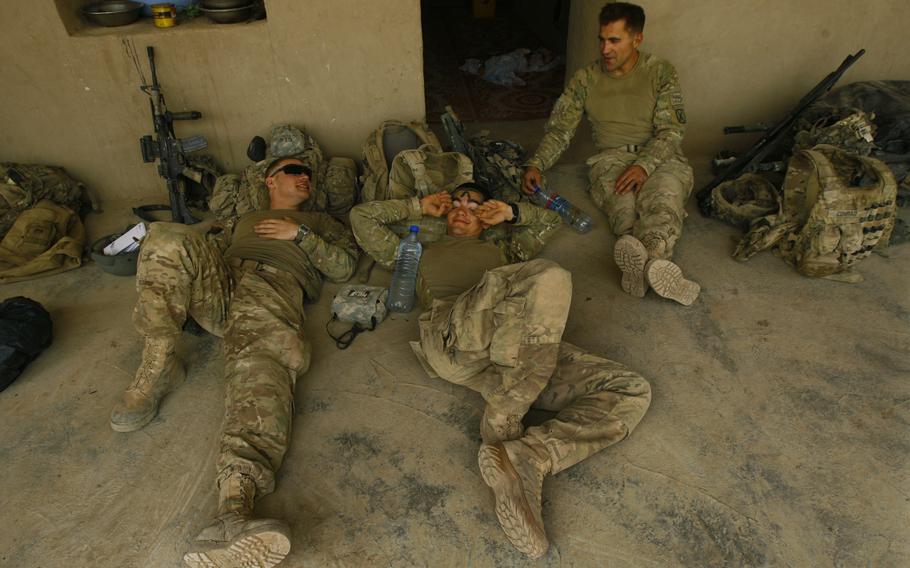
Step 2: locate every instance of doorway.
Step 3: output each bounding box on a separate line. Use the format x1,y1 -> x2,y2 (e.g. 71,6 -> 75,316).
422,0 -> 571,123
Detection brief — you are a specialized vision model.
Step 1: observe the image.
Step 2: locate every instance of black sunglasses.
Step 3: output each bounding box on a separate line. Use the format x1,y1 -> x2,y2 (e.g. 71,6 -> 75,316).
272,164 -> 312,177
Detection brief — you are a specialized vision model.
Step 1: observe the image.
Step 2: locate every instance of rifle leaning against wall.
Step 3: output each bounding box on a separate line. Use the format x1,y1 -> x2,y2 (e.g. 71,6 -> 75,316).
135,46 -> 207,224
696,49 -> 865,216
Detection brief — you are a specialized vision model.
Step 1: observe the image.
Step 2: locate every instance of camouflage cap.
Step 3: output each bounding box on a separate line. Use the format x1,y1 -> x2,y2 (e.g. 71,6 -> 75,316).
260,124 -> 325,176
268,124 -> 310,159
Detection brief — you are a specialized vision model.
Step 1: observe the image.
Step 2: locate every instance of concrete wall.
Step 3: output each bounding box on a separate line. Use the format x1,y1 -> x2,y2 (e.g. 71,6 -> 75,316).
566,0 -> 910,160
5,1 -> 908,204
0,1 -> 424,203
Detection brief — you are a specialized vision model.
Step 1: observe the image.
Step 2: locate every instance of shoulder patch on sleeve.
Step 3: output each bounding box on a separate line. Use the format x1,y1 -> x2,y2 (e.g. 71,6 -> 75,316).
675,109 -> 687,124
671,93 -> 684,107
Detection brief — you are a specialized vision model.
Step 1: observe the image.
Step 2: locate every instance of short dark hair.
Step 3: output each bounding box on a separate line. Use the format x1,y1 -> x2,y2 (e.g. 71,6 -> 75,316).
599,2 -> 645,34
452,182 -> 490,201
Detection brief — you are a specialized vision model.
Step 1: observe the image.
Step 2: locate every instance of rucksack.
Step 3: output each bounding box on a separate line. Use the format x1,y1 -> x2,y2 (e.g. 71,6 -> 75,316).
0,199 -> 85,283
734,144 -> 897,277
386,146 -> 474,200
208,124 -> 357,220
0,163 -> 96,238
360,120 -> 442,202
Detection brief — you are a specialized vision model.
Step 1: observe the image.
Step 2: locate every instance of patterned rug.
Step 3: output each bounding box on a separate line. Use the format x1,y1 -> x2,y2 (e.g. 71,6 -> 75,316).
423,7 -> 566,123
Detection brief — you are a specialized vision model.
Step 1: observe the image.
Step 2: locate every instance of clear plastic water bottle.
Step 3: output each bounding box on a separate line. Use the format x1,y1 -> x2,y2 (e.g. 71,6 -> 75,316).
531,185 -> 594,233
387,225 -> 423,313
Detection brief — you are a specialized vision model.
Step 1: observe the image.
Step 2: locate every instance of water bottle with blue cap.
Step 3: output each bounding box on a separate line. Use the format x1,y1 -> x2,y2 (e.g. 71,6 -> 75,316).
387,225 -> 423,313
530,185 -> 594,234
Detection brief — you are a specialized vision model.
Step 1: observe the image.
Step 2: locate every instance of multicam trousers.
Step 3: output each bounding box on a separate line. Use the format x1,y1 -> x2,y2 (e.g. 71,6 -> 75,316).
133,223 -> 311,496
587,149 -> 694,259
414,259 -> 651,474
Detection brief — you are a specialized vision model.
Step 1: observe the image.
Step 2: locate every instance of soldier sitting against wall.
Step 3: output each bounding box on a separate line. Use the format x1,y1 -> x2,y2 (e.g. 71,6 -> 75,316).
109,156 -> 359,568
350,183 -> 652,558
523,1 -> 700,305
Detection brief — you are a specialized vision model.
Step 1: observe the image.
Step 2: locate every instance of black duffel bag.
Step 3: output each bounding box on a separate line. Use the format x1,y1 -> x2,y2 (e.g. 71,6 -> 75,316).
0,297 -> 52,392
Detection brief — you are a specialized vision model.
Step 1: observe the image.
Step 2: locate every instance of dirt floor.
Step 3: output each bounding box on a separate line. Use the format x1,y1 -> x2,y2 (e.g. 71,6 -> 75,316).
0,155 -> 908,567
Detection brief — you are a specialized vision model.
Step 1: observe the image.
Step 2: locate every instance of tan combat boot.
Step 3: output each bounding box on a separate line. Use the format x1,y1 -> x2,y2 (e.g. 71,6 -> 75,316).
480,406 -> 525,443
645,259 -> 701,306
478,438 -> 552,558
640,233 -> 668,260
613,235 -> 649,298
110,336 -> 185,432
184,473 -> 291,568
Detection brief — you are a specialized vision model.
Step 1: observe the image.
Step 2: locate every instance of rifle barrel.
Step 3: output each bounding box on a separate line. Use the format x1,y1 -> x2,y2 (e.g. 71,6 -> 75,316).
147,46 -> 159,87
170,111 -> 202,121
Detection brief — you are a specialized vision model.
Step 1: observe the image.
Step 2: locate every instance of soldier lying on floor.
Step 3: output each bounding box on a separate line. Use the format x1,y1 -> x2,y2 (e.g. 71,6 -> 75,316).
110,156 -> 359,568
350,182 -> 652,558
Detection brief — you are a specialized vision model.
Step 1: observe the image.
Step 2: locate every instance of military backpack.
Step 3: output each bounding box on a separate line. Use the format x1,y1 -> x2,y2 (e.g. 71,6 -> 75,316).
360,120 -> 442,203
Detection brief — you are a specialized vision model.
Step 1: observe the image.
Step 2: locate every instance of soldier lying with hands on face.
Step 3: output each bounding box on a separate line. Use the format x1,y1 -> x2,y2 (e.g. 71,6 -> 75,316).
350,183 -> 652,559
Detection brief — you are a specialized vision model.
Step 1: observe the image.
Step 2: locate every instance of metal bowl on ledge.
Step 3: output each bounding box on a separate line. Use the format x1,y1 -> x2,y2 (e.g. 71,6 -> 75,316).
201,0 -> 249,8
200,4 -> 254,23
81,0 -> 144,27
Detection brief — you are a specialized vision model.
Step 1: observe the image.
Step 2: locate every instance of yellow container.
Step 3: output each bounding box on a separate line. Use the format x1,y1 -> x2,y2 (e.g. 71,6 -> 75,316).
472,0 -> 495,19
151,3 -> 177,28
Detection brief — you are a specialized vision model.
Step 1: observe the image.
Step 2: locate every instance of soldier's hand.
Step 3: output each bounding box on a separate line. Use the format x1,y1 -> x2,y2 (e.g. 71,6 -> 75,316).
615,165 -> 648,195
475,199 -> 513,226
254,217 -> 299,240
521,167 -> 543,195
420,192 -> 453,217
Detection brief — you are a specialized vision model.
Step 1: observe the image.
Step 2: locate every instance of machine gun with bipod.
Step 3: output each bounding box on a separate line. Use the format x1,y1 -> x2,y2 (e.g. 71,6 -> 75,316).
696,49 -> 866,216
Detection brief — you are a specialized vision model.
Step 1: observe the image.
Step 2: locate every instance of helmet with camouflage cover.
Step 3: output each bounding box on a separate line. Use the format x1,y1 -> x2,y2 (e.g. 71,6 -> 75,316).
709,173 -> 780,230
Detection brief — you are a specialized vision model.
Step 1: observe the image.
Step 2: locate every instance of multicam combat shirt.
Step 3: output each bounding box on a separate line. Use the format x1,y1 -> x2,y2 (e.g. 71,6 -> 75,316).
221,209 -> 358,301
526,52 -> 688,176
349,197 -> 561,308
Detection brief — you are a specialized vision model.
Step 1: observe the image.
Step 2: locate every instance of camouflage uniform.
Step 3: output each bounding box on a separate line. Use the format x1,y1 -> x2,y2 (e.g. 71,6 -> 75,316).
526,54 -> 693,259
350,199 -> 651,474
133,214 -> 358,496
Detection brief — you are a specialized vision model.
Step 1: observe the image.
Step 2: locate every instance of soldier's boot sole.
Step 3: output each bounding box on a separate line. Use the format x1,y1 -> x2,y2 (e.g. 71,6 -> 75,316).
110,361 -> 186,433
614,235 -> 649,298
478,443 -> 548,559
183,519 -> 291,568
645,259 -> 700,306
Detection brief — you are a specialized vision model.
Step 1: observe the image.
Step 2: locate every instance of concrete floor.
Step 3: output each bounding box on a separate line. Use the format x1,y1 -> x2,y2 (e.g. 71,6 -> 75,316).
0,157 -> 908,567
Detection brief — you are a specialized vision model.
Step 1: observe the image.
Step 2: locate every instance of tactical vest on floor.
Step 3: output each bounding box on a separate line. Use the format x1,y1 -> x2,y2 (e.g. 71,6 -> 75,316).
360,120 -> 442,202
735,144 -> 897,277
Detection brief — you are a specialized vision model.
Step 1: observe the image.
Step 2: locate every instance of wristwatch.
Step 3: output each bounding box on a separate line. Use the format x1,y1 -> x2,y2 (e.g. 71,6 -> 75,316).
507,202 -> 520,224
294,223 -> 311,244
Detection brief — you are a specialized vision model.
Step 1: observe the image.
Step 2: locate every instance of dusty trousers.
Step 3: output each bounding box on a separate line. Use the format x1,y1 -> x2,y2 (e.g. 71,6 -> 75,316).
587,149 -> 694,259
414,259 -> 651,473
133,223 -> 311,495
